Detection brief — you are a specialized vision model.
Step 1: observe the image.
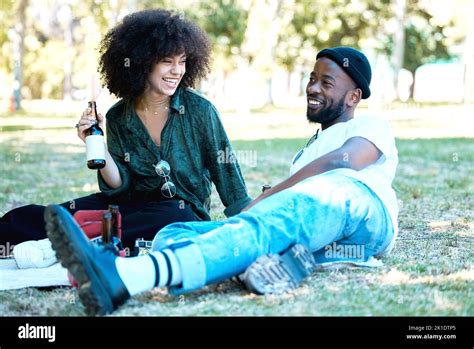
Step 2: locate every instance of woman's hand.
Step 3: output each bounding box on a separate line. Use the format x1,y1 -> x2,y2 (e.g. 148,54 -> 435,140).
76,107 -> 104,143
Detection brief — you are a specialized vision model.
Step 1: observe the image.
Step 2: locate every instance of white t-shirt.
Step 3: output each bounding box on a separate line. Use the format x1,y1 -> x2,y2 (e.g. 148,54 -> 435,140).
289,116 -> 399,254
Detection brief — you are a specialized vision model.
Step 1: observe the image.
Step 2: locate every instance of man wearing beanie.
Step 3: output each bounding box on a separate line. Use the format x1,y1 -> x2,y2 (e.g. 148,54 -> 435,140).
44,47 -> 398,315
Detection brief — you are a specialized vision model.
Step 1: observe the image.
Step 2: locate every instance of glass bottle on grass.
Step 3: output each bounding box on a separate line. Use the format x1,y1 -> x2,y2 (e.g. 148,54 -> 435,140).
85,101 -> 106,169
108,205 -> 121,238
101,212 -> 113,244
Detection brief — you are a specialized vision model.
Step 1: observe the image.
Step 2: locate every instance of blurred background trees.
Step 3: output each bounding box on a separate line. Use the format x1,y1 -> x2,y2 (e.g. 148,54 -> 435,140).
0,0 -> 472,110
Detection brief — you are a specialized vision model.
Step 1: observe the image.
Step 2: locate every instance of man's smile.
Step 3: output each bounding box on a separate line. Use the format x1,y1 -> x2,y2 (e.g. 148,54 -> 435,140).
307,97 -> 325,110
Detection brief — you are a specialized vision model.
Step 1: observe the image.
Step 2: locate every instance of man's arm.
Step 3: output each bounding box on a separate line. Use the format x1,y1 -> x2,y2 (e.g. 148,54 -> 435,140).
242,136 -> 382,211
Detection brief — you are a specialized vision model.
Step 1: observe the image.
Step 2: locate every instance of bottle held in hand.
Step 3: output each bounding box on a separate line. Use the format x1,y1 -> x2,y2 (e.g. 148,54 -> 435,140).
85,101 -> 106,169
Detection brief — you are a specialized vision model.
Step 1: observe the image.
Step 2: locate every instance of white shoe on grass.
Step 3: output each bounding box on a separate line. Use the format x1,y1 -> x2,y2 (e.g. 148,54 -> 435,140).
13,238 -> 58,269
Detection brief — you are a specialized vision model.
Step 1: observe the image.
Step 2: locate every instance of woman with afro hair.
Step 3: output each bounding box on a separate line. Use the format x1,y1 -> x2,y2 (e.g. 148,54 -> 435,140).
0,9 -> 252,267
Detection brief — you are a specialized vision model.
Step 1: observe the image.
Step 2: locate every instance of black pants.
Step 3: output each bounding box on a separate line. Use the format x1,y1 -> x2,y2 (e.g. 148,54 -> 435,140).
0,193 -> 197,251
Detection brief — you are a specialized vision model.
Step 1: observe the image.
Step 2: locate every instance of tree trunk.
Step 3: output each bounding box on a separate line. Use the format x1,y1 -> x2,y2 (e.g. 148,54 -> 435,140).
392,0 -> 406,100
266,77 -> 274,105
285,70 -> 291,94
409,69 -> 415,100
12,0 -> 29,110
62,4 -> 74,100
300,71 -> 306,96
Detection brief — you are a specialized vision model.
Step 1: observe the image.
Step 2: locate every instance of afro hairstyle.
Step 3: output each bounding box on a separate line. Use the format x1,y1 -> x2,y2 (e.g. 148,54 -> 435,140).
98,9 -> 211,99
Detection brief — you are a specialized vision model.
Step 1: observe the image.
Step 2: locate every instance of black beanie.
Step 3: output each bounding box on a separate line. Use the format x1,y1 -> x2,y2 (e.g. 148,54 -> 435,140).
316,46 -> 372,99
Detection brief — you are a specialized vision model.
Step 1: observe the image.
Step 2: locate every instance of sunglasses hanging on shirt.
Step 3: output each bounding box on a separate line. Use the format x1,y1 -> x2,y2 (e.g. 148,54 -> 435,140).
152,160 -> 177,198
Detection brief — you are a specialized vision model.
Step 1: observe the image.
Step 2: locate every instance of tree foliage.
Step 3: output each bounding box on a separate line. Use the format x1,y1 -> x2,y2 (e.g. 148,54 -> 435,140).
386,0 -> 454,73
0,0 -> 464,100
277,0 -> 456,75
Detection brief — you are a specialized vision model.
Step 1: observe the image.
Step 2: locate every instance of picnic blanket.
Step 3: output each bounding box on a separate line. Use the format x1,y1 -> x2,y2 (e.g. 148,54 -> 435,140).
0,259 -> 70,290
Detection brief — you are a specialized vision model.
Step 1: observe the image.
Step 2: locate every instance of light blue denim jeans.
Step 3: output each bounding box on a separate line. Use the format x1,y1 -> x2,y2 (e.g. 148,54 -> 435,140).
152,172 -> 394,294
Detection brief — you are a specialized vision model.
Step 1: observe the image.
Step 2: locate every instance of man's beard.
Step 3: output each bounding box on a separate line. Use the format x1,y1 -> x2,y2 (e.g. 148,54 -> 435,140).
306,95 -> 345,124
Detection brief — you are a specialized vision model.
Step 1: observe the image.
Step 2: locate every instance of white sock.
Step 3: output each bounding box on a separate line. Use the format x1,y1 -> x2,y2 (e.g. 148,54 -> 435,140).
115,249 -> 182,296
161,249 -> 182,286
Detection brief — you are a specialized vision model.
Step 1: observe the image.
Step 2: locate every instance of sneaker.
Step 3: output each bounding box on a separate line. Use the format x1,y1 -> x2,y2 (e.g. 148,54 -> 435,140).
243,244 -> 317,295
13,239 -> 58,269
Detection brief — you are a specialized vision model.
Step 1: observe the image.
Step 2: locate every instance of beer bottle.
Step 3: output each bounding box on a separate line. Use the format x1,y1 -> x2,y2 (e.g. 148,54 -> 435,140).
101,212 -> 113,244
108,205 -> 121,239
85,101 -> 106,169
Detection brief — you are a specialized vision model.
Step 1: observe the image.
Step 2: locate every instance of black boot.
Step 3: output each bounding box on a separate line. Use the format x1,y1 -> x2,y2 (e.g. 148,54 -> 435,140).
44,205 -> 130,316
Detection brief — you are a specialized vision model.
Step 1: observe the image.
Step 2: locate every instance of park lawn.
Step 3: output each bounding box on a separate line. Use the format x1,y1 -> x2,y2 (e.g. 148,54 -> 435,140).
0,128 -> 472,316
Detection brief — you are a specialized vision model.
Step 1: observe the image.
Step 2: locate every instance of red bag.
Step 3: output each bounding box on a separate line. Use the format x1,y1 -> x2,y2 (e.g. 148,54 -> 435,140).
73,210 -> 122,240
68,208 -> 125,288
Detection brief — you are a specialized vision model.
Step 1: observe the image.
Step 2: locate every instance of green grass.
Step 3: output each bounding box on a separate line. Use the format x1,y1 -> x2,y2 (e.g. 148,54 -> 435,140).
0,129 -> 472,316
